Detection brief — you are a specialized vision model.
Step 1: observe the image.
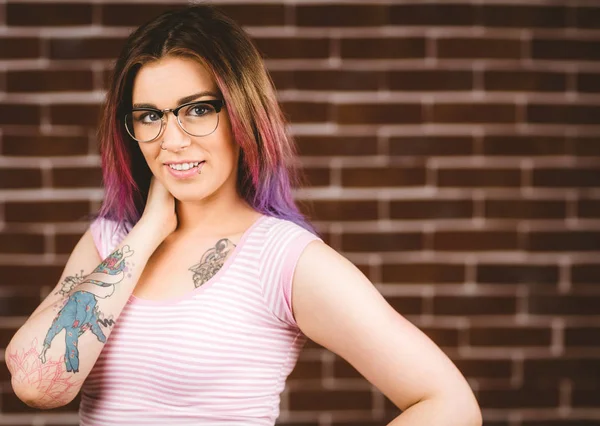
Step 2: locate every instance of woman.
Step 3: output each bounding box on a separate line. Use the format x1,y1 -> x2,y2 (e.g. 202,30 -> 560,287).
5,4 -> 482,425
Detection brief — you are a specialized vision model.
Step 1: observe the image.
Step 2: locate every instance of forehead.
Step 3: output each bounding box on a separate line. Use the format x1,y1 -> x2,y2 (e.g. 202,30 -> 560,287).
132,56 -> 218,105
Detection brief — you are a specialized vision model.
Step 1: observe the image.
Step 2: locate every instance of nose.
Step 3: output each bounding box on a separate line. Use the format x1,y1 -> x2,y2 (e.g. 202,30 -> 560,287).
160,112 -> 191,151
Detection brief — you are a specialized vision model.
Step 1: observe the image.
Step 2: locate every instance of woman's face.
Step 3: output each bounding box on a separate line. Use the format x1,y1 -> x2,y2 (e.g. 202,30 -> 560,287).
130,56 -> 239,203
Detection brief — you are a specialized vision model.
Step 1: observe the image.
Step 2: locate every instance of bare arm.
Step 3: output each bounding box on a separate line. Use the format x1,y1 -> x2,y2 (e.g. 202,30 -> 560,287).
5,219 -> 163,409
292,241 -> 482,426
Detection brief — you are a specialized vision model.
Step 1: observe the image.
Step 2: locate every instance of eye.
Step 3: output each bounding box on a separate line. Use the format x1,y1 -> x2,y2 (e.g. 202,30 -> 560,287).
134,110 -> 161,124
185,103 -> 214,117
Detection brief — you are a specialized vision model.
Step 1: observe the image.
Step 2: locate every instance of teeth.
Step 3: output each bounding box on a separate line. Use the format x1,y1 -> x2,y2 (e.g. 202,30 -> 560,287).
168,161 -> 200,171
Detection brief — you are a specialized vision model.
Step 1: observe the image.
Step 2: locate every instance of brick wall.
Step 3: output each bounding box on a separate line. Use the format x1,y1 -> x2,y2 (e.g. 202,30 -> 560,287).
1,1 -> 599,425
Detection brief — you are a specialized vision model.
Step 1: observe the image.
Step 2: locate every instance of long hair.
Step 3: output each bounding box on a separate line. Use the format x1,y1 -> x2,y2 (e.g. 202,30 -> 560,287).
92,3 -> 320,236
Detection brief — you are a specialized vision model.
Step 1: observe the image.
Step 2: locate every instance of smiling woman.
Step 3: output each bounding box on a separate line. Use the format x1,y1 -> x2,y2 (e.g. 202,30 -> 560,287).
128,57 -> 237,203
4,3 -> 481,426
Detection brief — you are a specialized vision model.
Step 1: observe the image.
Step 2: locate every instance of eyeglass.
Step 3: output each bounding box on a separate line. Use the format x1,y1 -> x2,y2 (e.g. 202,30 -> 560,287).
124,99 -> 226,143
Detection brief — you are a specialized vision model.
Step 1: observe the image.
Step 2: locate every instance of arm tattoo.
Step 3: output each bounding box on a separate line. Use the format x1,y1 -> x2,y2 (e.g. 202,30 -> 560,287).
6,338 -> 81,408
188,238 -> 236,288
53,270 -> 86,297
39,245 -> 134,373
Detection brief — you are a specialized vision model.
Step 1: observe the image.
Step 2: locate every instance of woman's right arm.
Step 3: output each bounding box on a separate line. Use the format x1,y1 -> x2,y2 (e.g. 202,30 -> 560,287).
5,218 -> 165,409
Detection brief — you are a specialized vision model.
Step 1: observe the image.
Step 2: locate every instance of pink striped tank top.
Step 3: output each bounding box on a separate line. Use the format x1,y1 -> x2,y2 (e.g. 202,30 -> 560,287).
82,214 -> 323,425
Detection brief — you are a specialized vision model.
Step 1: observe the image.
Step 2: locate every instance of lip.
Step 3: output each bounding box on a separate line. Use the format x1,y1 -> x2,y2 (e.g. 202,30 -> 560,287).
165,161 -> 206,179
163,160 -> 205,165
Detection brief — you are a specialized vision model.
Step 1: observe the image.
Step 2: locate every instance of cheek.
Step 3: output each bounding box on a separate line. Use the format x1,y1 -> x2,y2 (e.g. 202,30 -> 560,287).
138,145 -> 160,172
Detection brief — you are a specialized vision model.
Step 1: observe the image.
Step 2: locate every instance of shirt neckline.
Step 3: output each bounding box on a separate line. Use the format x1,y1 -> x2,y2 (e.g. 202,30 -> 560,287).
128,213 -> 269,307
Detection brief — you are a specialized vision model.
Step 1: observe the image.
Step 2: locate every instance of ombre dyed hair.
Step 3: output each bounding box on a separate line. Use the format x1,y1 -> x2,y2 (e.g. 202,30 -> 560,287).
92,3 -> 320,236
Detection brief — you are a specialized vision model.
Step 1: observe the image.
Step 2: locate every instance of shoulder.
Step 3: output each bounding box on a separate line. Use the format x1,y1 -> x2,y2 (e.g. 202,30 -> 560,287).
261,215 -> 321,243
259,215 -> 324,261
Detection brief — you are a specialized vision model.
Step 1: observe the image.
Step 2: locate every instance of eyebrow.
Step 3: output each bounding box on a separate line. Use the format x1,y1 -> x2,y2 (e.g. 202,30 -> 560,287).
132,91 -> 221,109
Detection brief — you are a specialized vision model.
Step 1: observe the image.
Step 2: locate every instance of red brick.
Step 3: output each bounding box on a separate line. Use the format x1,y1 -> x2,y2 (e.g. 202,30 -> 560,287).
434,231 -> 519,251
577,72 -> 600,93
483,135 -> 567,156
575,7 -> 600,29
0,328 -> 19,349
390,199 -> 473,220
523,420 -> 600,426
341,231 -> 423,252
477,387 -> 559,409
526,231 -> 600,252
0,104 -> 41,125
341,166 -> 426,187
453,359 -> 512,379
389,136 -> 474,156
254,38 -> 330,59
524,358 -> 600,386
7,69 -> 94,92
0,295 -> 41,316
50,104 -> 102,127
569,136 -> 600,156
529,295 -> 600,316
268,71 -> 294,90
532,38 -> 600,60
0,168 -> 42,189
484,70 -> 566,92
437,168 -> 521,187
296,5 -> 389,27
387,296 -> 424,316
101,4 -> 185,26
52,167 -> 103,188
300,167 -> 330,187
102,4 -> 285,27
481,5 -> 567,28
388,70 -> 473,91
421,327 -> 460,347
0,37 -> 40,58
390,4 -> 475,26
469,326 -> 552,347
527,104 -> 600,125
296,136 -> 377,157
382,262 -> 465,284
290,389 -> 372,411
217,5 -> 285,26
565,327 -> 600,347
289,358 -> 321,381
437,38 -> 522,59
477,264 -> 559,285
0,232 -> 44,254
294,70 -> 383,91
572,264 -> 600,282
0,265 -> 63,287
333,356 -> 365,379
55,233 -> 80,254
5,201 -> 91,223
2,134 -> 89,157
432,103 -> 516,123
433,295 -> 517,316
532,167 -> 600,187
337,103 -> 423,124
7,3 -> 93,26
340,37 -> 426,59
577,198 -> 600,218
281,101 -> 329,123
310,200 -> 378,221
572,389 -> 600,408
484,199 -> 567,219
49,37 -> 126,60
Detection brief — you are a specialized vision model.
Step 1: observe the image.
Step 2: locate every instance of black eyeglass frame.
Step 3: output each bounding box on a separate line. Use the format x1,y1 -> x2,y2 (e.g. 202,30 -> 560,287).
124,99 -> 226,143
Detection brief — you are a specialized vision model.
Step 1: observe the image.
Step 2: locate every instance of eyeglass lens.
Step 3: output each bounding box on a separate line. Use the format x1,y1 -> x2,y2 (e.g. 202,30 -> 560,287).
125,102 -> 219,142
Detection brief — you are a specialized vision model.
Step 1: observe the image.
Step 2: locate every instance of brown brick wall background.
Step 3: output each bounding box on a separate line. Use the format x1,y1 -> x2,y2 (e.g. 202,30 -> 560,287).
1,1 -> 599,425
